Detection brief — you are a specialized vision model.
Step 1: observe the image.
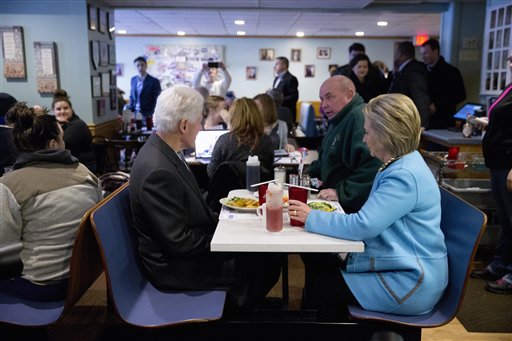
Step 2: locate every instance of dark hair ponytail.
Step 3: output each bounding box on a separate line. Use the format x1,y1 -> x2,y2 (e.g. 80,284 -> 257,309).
9,102 -> 60,152
52,88 -> 73,110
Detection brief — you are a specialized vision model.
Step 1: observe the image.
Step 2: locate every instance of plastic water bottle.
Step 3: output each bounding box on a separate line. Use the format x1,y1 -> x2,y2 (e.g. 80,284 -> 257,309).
246,155 -> 260,192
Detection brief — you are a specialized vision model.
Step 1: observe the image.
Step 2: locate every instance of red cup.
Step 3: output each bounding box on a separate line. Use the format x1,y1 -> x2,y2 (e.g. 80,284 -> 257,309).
146,116 -> 153,130
447,146 -> 459,160
258,183 -> 269,205
288,186 -> 308,227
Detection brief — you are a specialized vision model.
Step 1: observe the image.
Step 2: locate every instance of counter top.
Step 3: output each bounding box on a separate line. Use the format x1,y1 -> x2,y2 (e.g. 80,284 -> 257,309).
421,129 -> 483,146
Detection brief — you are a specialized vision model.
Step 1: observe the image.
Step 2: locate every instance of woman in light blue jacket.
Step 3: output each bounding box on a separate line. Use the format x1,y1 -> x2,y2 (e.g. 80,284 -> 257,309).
288,93 -> 448,320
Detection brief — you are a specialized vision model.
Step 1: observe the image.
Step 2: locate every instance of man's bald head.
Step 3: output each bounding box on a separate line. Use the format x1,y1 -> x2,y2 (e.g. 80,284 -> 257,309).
320,76 -> 356,120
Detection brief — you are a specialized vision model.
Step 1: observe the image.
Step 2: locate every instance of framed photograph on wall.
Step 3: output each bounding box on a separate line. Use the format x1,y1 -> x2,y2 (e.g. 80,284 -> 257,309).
1,26 -> 27,79
97,98 -> 106,116
91,75 -> 101,98
110,69 -> 116,87
317,47 -> 331,59
110,87 -> 117,111
98,9 -> 107,33
90,40 -> 100,70
33,41 -> 59,94
101,72 -> 110,96
115,63 -> 124,76
328,64 -> 338,76
246,66 -> 257,80
99,41 -> 108,66
108,44 -> 116,65
305,64 -> 315,78
259,48 -> 274,61
291,49 -> 302,62
88,5 -> 97,31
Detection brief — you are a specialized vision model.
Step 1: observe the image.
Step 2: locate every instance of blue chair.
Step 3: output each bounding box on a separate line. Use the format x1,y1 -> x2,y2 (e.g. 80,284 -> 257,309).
298,102 -> 318,137
0,207 -> 103,327
347,187 -> 487,333
89,183 -> 226,328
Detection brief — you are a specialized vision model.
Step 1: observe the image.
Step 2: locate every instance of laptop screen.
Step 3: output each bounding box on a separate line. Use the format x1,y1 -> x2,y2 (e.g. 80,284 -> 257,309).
453,103 -> 484,121
194,130 -> 228,158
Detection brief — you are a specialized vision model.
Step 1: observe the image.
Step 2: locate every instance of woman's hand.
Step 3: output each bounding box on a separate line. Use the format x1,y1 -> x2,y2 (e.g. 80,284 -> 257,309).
287,199 -> 312,225
317,188 -> 338,201
285,144 -> 296,153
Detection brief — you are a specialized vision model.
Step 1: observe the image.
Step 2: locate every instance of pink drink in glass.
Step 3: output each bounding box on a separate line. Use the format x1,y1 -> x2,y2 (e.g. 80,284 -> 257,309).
266,205 -> 283,232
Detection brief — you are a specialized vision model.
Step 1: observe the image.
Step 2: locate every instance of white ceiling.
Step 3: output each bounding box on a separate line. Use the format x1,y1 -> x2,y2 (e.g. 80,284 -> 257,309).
103,0 -> 453,38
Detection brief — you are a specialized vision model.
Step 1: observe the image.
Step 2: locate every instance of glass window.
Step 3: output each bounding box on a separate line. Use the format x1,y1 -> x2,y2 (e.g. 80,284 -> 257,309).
504,28 -> 510,48
491,10 -> 496,29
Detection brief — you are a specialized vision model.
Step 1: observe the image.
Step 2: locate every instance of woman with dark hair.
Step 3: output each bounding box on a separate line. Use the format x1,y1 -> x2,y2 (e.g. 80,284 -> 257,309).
207,97 -> 274,179
0,103 -> 102,301
52,89 -> 96,171
347,54 -> 387,103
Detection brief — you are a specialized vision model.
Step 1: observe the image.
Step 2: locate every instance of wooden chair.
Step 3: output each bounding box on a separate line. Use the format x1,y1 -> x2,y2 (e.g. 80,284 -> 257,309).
104,138 -> 145,173
347,186 -> 488,340
89,183 -> 226,328
0,207 -> 103,327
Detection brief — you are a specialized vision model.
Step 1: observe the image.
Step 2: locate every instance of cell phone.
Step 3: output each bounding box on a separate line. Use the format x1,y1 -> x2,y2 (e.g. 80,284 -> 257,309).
208,62 -> 219,68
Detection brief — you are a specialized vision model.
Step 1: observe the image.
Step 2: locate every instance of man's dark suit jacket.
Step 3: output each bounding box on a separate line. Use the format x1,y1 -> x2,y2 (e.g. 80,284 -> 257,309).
273,71 -> 299,122
129,134 -> 238,291
128,74 -> 162,118
389,59 -> 431,128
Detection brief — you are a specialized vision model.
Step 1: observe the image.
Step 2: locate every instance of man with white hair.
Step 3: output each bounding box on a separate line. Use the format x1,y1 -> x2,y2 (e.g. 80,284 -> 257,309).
130,85 -> 280,315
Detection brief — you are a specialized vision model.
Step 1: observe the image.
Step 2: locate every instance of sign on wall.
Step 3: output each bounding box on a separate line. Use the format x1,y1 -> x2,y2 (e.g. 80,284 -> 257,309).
144,44 -> 224,90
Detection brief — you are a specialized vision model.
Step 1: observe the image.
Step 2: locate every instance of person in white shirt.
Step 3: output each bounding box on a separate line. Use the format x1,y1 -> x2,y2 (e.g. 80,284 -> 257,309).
193,61 -> 232,97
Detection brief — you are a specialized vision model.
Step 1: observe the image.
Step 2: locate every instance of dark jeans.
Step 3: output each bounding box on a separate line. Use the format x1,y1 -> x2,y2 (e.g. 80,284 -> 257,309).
301,253 -> 360,321
0,277 -> 68,301
489,168 -> 512,276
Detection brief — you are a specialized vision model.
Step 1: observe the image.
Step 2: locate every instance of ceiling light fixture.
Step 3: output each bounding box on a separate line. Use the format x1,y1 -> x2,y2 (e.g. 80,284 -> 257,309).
177,31 -> 186,36
234,20 -> 245,25
296,31 -> 305,37
237,31 -> 246,36
117,29 -> 127,34
377,21 -> 388,27
355,31 -> 365,36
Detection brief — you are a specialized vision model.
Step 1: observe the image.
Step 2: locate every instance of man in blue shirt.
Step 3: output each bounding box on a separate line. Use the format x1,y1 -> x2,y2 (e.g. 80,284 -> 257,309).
128,56 -> 161,126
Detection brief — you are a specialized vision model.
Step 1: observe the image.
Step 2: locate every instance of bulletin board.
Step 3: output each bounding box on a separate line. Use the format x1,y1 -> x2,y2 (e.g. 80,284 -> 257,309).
144,44 -> 224,90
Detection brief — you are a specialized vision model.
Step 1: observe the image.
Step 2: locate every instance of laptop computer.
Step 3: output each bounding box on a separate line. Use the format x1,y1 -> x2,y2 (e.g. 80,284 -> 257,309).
453,103 -> 484,121
194,130 -> 228,159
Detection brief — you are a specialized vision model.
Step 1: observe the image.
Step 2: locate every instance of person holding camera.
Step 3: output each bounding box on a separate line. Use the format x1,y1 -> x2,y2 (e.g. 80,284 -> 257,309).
193,61 -> 232,97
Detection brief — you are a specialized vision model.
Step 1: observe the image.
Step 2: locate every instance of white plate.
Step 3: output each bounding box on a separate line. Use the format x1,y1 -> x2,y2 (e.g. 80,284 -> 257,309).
219,197 -> 259,212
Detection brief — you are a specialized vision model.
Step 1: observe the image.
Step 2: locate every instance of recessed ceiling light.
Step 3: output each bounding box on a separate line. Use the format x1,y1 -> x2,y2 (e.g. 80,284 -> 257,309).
177,31 -> 186,36
234,20 -> 245,25
377,21 -> 388,27
109,26 -> 116,33
355,31 -> 365,36
237,31 -> 246,36
296,31 -> 305,37
117,29 -> 127,34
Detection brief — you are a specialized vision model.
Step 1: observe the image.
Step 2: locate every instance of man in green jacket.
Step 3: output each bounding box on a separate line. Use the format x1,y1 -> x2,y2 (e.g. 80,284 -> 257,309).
308,76 -> 380,213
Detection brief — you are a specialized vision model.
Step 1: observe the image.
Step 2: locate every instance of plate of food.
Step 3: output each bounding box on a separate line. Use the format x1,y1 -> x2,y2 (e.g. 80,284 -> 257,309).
307,200 -> 337,212
220,196 -> 260,212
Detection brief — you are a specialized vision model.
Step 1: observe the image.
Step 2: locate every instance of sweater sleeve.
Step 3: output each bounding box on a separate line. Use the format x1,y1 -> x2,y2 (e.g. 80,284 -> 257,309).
0,183 -> 22,243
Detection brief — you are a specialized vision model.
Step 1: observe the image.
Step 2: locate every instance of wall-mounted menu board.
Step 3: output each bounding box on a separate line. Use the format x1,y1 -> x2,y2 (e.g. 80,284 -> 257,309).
1,26 -> 27,79
33,41 -> 59,94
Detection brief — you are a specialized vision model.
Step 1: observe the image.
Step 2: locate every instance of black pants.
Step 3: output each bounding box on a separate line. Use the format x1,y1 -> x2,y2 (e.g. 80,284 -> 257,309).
301,253 -> 360,321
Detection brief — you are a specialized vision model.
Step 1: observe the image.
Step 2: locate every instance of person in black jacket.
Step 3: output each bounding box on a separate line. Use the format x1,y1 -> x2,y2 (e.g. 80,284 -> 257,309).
421,39 -> 466,129
470,54 -> 512,294
272,56 -> 299,122
52,89 -> 96,172
389,41 -> 430,129
0,92 -> 18,175
346,54 -> 387,103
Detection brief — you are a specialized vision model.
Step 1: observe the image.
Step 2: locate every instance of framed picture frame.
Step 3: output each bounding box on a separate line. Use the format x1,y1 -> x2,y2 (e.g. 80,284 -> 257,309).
317,47 -> 331,59
33,41 -> 59,93
305,64 -> 315,78
115,63 -> 124,76
91,75 -> 101,98
1,26 -> 27,79
98,8 -> 107,34
291,49 -> 302,62
246,66 -> 257,80
110,87 -> 117,111
110,69 -> 116,87
99,41 -> 108,66
97,98 -> 106,117
90,40 -> 100,70
101,72 -> 110,96
108,44 -> 116,65
88,5 -> 97,31
259,48 -> 274,61
328,64 -> 338,76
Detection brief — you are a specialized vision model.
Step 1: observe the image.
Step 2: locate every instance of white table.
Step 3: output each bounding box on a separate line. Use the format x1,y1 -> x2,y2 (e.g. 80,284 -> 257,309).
211,190 -> 364,253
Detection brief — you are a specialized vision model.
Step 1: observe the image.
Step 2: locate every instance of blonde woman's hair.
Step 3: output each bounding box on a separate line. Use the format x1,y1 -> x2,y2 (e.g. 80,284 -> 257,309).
363,93 -> 421,157
253,93 -> 277,125
203,95 -> 224,117
229,97 -> 264,151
